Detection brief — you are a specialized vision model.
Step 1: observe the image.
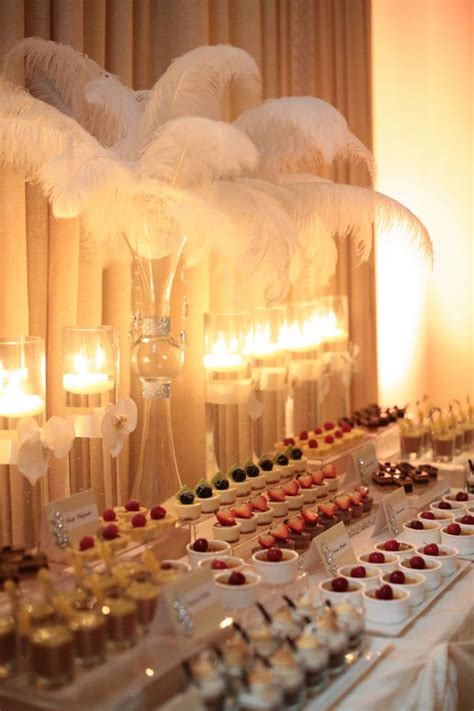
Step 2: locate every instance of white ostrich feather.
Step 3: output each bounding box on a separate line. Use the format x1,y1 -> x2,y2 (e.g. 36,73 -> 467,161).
140,117 -> 259,187
279,175 -> 433,265
141,45 -> 260,140
235,97 -> 374,178
5,38 -> 127,146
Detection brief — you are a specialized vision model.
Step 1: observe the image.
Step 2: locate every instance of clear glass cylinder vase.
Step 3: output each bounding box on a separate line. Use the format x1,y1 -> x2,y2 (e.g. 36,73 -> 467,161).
204,312 -> 252,475
63,326 -> 119,511
319,296 -> 351,423
129,239 -> 185,506
0,336 -> 46,548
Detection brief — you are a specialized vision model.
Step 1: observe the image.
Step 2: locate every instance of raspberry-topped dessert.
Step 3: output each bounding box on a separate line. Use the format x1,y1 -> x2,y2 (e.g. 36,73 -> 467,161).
119,512 -> 159,543
381,570 -> 426,606
375,539 -> 415,559
98,523 -> 128,552
400,555 -> 442,590
100,508 -> 118,525
319,576 -> 365,607
363,584 -> 410,624
114,499 -> 149,521
337,563 -> 380,589
77,535 -> 100,561
186,538 -> 231,568
214,571 -> 261,609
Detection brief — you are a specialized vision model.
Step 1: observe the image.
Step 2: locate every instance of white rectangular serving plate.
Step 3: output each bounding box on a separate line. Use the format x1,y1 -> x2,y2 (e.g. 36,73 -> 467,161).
303,638 -> 390,711
364,559 -> 470,637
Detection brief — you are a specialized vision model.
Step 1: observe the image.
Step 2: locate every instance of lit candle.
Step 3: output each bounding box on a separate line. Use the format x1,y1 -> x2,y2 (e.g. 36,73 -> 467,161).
63,348 -> 115,395
244,323 -> 282,360
320,311 -> 349,345
0,367 -> 45,418
280,315 -> 322,352
203,333 -> 246,372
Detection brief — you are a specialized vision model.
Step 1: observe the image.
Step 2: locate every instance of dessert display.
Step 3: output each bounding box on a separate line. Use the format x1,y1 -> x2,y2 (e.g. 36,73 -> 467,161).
251,547 -> 299,585
342,403 -> 405,429
275,422 -> 364,461
118,505 -> 176,543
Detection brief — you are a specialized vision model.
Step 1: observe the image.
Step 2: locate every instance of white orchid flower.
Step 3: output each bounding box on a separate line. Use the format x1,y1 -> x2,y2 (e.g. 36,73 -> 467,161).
101,398 -> 138,457
17,416 -> 75,485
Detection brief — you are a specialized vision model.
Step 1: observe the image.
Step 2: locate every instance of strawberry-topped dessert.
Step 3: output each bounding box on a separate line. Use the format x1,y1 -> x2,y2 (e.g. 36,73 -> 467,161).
297,473 -> 318,504
114,499 -> 149,521
286,516 -> 310,551
310,469 -> 329,499
322,465 -> 339,493
231,502 -> 257,534
348,491 -> 363,519
300,508 -> 324,539
249,495 -> 274,526
268,522 -> 296,550
318,502 -> 338,530
267,487 -> 289,518
283,479 -> 305,510
334,494 -> 352,525
212,509 -> 242,543
355,484 -> 373,512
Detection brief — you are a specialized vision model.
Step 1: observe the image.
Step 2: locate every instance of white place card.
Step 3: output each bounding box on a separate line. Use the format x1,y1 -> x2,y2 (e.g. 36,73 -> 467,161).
347,442 -> 379,488
372,487 -> 410,538
156,568 -> 226,640
314,521 -> 357,576
40,489 -> 99,551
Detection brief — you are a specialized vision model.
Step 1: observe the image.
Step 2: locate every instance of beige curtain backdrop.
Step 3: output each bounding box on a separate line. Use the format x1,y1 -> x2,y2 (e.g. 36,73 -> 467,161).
0,0 -> 377,519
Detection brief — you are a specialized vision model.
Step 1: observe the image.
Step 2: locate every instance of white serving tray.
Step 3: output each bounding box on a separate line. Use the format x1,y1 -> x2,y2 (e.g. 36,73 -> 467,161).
364,559 -> 470,637
303,637 -> 390,710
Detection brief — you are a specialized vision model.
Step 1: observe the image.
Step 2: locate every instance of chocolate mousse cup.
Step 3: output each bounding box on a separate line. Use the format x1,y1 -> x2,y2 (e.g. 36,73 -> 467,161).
288,531 -> 310,552
29,624 -> 75,689
72,610 -> 107,667
103,596 -> 138,651
0,615 -> 16,678
335,508 -> 352,525
433,435 -> 455,462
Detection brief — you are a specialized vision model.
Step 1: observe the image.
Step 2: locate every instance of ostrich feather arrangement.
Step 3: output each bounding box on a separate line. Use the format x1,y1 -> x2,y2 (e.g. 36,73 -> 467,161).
0,38 -> 432,303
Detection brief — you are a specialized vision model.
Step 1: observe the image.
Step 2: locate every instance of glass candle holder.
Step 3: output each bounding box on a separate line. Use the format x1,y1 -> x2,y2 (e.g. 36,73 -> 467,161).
283,302 -> 325,435
432,431 -> 455,462
399,422 -> 424,459
246,307 -> 288,457
319,295 -> 351,424
63,326 -> 119,510
204,312 -> 251,475
0,336 -> 46,549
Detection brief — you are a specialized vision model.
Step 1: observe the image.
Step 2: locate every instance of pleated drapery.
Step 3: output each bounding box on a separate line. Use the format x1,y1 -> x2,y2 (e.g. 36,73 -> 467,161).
0,1 -> 377,537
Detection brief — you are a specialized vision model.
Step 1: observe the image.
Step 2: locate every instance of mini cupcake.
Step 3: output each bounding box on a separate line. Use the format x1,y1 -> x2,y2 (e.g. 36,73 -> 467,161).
274,436 -> 297,452
227,465 -> 252,497
100,508 -> 119,526
259,455 -> 281,485
210,472 -> 237,505
114,499 -> 149,521
174,485 -> 201,521
244,459 -> 267,490
194,479 -> 221,513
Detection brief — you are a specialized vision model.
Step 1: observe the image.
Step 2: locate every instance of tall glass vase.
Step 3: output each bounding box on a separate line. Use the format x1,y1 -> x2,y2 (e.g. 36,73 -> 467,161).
129,238 -> 185,506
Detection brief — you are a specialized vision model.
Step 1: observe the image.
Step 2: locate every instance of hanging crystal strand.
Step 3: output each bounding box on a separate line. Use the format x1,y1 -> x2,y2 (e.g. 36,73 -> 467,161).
179,250 -> 189,349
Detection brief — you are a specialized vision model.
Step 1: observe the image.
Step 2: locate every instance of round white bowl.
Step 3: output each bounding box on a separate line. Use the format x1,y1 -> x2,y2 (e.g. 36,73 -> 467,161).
402,520 -> 441,545
444,492 -> 474,505
319,578 -> 365,607
400,557 -> 442,591
252,549 -> 299,585
286,493 -> 305,510
161,559 -> 191,574
198,555 -> 245,577
381,571 -> 426,606
357,552 -> 400,573
440,525 -> 474,555
453,515 -> 474,533
337,564 -> 380,590
417,511 -> 454,525
212,521 -> 241,544
234,515 -> 258,534
363,587 -> 410,624
174,500 -> 201,521
416,544 -> 458,577
197,493 -> 221,514
375,540 -> 416,560
466,504 -> 474,516
430,500 -> 466,516
186,539 -> 231,569
214,571 -> 261,609
268,500 -> 289,518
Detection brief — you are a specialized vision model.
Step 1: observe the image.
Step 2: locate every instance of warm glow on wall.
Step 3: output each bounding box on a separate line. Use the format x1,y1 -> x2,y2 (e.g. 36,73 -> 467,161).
372,0 -> 473,406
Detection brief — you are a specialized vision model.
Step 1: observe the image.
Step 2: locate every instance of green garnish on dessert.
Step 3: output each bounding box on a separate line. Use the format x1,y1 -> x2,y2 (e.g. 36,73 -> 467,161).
195,478 -> 214,499
211,472 -> 230,490
176,485 -> 195,505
